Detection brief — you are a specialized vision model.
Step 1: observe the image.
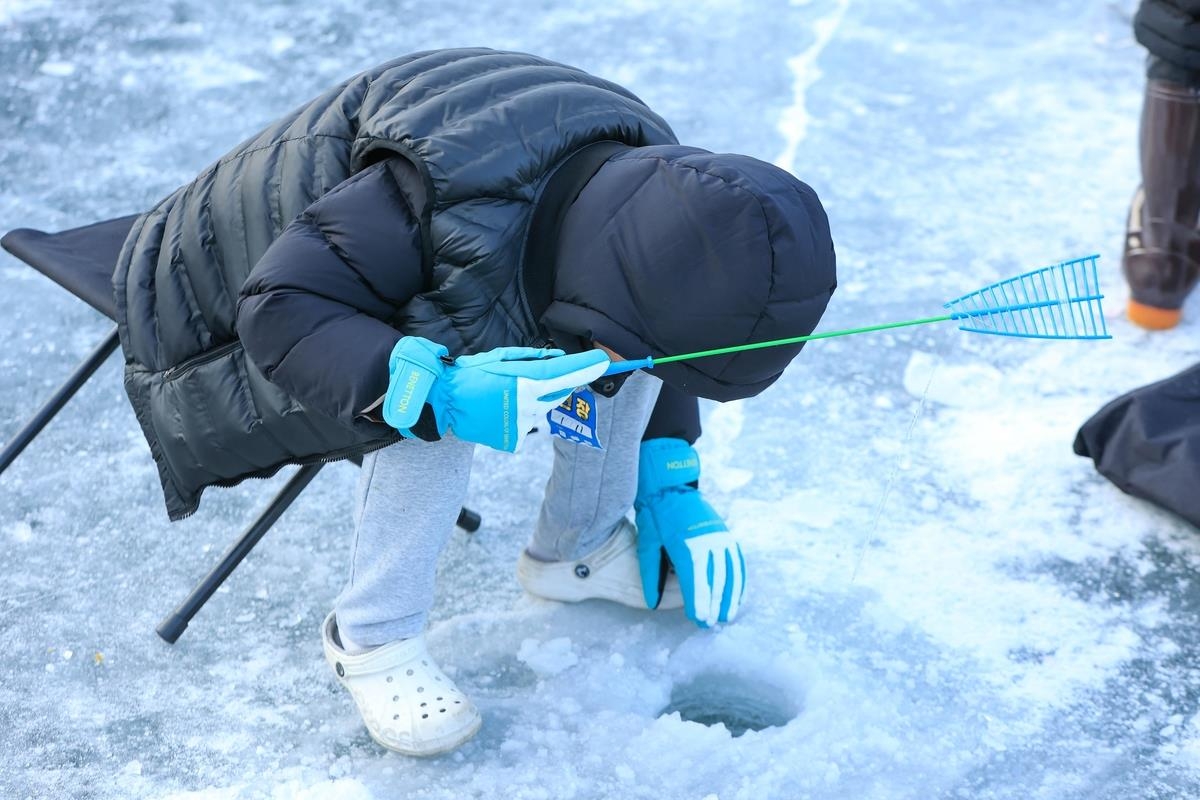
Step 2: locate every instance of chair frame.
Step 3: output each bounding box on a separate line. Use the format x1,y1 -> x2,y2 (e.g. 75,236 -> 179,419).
0,219 -> 479,644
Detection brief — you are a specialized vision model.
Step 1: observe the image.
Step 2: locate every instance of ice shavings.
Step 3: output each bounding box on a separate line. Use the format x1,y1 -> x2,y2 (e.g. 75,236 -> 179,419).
6,520 -> 33,542
516,636 -> 580,677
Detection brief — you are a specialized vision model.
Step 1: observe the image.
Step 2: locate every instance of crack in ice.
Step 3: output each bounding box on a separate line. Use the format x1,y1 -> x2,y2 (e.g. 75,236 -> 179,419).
774,0 -> 851,171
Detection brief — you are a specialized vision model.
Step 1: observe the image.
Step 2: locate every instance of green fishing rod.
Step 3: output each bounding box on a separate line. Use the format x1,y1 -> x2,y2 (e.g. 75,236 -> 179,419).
600,254 -> 1110,378
601,315 -> 958,376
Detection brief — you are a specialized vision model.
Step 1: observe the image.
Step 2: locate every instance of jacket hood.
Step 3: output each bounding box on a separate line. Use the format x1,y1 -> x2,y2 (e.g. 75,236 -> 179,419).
542,145 -> 836,401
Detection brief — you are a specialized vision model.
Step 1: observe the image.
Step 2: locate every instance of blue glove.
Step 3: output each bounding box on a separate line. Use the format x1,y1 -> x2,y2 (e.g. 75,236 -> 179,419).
381,336 -> 449,437
635,438 -> 745,627
382,337 -> 610,453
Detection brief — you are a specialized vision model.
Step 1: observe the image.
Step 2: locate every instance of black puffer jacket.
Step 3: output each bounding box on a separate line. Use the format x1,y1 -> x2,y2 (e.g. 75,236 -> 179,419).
239,145 -> 836,429
117,48 -> 836,520
115,49 -> 679,520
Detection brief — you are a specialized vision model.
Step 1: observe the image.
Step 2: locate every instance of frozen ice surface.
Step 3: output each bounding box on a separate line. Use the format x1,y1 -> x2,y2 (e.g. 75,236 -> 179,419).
3,0 -> 1200,798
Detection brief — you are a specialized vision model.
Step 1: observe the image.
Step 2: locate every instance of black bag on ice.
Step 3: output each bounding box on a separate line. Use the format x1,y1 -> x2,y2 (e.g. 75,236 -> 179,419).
1074,362 -> 1200,529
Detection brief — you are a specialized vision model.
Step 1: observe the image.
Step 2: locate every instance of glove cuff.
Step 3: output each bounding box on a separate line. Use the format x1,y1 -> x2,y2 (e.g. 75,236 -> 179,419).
636,437 -> 701,499
382,337 -> 449,434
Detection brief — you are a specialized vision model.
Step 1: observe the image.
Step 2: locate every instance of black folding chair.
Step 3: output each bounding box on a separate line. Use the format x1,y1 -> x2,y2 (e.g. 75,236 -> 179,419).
0,215 -> 480,644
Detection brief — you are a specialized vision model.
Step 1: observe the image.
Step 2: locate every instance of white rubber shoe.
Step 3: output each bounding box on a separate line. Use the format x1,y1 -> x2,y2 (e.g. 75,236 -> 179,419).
517,517 -> 684,609
321,613 -> 481,756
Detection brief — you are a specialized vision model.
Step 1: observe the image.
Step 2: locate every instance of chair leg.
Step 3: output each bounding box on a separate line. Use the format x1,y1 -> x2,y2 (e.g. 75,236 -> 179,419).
0,324 -> 485,644
157,462 -> 325,643
456,506 -> 481,532
157,459 -> 484,644
0,326 -> 120,477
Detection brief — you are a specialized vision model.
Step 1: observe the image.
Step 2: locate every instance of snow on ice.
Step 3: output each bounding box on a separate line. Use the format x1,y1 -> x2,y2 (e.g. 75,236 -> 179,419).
3,1 -> 1200,798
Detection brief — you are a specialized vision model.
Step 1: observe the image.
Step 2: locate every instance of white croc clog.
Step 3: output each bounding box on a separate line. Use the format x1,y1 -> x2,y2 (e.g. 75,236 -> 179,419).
322,613 -> 481,756
516,517 -> 684,609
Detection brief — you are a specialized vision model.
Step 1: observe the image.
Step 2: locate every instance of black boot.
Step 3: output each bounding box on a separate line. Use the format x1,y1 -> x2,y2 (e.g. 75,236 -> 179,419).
1123,78 -> 1200,329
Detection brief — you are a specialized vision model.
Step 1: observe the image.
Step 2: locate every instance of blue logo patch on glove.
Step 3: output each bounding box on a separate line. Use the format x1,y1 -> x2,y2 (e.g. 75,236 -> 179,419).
436,347 -> 609,453
547,388 -> 602,449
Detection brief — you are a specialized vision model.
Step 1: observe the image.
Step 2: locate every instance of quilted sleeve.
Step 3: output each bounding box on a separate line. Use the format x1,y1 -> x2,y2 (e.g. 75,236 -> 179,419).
236,159 -> 426,427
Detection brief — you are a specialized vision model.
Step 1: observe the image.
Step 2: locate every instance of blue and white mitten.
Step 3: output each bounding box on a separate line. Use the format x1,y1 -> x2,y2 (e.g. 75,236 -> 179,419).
635,438 -> 745,627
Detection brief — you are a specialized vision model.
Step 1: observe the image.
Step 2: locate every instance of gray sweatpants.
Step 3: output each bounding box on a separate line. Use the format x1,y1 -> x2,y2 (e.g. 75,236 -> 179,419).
335,371 -> 662,646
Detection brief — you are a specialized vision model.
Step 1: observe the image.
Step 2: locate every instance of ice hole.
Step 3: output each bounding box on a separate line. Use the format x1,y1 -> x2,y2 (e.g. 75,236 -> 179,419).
658,671 -> 799,737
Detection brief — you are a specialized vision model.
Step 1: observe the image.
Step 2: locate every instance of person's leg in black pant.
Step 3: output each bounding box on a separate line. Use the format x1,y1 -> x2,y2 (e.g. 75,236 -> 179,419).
642,382 -> 701,444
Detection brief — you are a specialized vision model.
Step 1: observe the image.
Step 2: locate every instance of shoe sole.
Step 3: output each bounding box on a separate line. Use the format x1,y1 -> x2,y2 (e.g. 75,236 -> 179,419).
364,711 -> 482,757
516,553 -> 684,609
1128,299 -> 1182,330
329,668 -> 483,757
322,613 -> 482,757
515,554 -> 642,605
